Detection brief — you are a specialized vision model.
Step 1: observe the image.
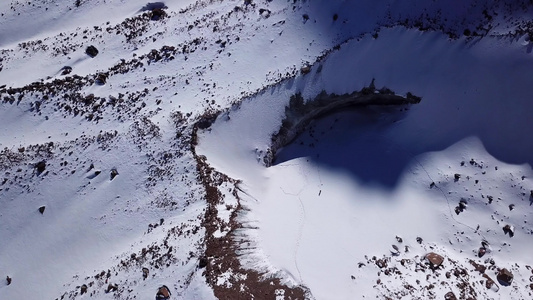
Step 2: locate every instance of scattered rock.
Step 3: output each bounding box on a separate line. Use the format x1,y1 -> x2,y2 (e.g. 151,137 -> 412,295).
156,285 -> 171,299
110,169 -> 119,180
259,8 -> 271,18
444,291 -> 457,300
375,258 -> 388,269
142,267 -> 149,279
6,276 -> 11,285
38,206 -> 46,214
80,284 -> 88,295
300,65 -> 311,74
105,283 -> 118,293
61,66 -> 72,75
36,160 -> 46,173
483,274 -> 499,291
425,252 -> 444,268
96,73 -> 108,85
478,247 -> 486,258
497,268 -> 513,286
470,260 -> 486,273
503,224 -> 515,237
455,199 -> 468,215
86,45 -> 99,58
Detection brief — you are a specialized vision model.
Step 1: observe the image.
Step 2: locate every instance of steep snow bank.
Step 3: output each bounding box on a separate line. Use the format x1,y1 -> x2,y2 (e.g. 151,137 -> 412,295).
198,27 -> 533,299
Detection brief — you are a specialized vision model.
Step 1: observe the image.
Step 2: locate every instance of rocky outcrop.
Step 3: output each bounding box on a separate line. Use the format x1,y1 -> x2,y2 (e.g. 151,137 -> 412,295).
264,83 -> 422,166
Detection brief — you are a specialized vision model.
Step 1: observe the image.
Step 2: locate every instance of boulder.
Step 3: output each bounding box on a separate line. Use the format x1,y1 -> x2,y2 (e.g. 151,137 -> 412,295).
198,256 -> 208,268
110,169 -> 119,180
444,291 -> 457,300
86,45 -> 99,57
61,66 -> 72,75
156,285 -> 171,299
151,8 -> 166,20
142,267 -> 149,279
478,247 -> 486,258
300,65 -> 311,74
38,206 -> 46,214
497,268 -> 513,286
425,252 -> 444,268
106,283 -> 118,293
36,160 -> 46,173
503,224 -> 515,237
80,284 -> 88,295
96,73 -> 108,85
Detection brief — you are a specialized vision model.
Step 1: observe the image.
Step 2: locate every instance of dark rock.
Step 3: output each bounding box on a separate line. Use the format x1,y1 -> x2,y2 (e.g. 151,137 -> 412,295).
478,247 -> 486,258
151,8 -> 166,20
259,8 -> 271,18
497,268 -> 513,286
96,73 -> 108,85
300,65 -> 311,74
199,256 -> 208,268
156,285 -> 171,299
6,276 -> 11,285
105,283 -> 118,293
455,200 -> 467,215
454,173 -> 461,181
38,206 -> 46,214
142,267 -> 149,279
110,169 -> 119,180
80,284 -> 88,295
375,258 -> 388,269
416,237 -> 423,244
444,291 -> 457,300
36,161 -> 46,173
483,273 -> 499,291
61,66 -> 72,75
503,224 -> 515,237
426,252 -> 444,268
333,13 -> 338,21
86,45 -> 99,58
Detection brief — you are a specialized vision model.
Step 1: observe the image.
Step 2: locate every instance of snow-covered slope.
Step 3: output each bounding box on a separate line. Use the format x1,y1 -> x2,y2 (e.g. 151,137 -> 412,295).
1,0 -> 533,299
